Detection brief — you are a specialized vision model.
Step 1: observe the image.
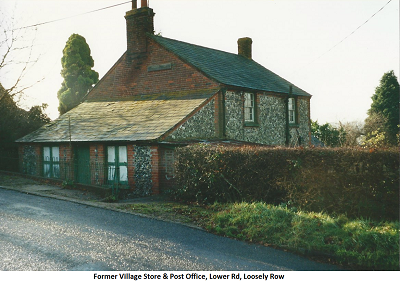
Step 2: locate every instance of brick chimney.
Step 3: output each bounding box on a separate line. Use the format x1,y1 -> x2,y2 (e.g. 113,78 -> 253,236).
237,37 -> 252,59
125,0 -> 155,56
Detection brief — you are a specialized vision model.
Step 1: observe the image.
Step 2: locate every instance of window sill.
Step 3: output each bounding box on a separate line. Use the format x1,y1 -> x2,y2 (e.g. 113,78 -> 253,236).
289,123 -> 300,128
244,122 -> 259,127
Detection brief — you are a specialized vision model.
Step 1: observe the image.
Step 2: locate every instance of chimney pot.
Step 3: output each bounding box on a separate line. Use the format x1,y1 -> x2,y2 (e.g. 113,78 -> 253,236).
141,0 -> 148,8
132,0 -> 137,9
237,37 -> 252,59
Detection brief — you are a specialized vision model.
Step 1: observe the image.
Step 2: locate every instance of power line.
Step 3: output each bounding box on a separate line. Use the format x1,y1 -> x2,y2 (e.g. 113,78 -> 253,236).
13,1 -> 131,31
294,0 -> 393,73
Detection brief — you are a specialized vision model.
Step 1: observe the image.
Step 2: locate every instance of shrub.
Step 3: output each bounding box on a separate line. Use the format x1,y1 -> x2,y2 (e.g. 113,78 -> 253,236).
173,144 -> 291,204
171,144 -> 399,220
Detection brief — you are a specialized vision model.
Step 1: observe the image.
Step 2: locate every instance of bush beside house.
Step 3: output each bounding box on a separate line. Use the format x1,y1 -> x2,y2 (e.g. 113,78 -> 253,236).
172,144 -> 399,221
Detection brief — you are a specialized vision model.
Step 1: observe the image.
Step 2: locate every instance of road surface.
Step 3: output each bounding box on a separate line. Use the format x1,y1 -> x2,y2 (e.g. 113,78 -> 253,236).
0,188 -> 340,271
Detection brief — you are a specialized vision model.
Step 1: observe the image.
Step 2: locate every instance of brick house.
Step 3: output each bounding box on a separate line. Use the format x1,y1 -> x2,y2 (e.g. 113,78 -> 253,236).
16,0 -> 312,195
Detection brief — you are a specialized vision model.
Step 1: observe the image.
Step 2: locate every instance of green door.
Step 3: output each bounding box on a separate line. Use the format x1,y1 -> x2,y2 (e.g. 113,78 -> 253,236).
75,146 -> 91,185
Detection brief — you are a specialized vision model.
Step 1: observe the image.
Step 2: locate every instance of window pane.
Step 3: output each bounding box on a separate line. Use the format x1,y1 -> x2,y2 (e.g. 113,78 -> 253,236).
244,93 -> 249,107
53,164 -> 60,178
288,98 -> 294,110
43,147 -> 50,161
244,93 -> 253,107
244,93 -> 255,122
44,164 -> 51,177
119,146 -> 127,163
289,110 -> 295,123
52,147 -> 59,162
244,107 -> 254,121
288,98 -> 296,123
119,166 -> 128,181
244,107 -> 249,121
245,107 -> 254,122
108,166 -> 115,181
107,146 -> 115,163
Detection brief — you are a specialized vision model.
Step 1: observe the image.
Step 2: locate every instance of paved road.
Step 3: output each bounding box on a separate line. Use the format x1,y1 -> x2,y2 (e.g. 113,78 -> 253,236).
0,188 -> 340,271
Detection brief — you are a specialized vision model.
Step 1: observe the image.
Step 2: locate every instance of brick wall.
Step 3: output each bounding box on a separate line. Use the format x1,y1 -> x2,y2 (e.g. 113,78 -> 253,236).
87,38 -> 219,101
215,91 -> 225,138
125,7 -> 154,56
18,142 -> 164,195
127,144 -> 135,190
150,146 -> 160,194
89,144 -> 105,186
59,144 -> 73,181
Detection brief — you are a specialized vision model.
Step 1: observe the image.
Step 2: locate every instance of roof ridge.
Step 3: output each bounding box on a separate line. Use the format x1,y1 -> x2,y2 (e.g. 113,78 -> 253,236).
148,34 -> 239,57
149,34 -> 311,97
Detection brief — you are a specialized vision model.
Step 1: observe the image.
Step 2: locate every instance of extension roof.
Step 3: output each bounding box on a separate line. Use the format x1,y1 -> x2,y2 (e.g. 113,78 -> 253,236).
16,90 -> 217,143
150,35 -> 311,97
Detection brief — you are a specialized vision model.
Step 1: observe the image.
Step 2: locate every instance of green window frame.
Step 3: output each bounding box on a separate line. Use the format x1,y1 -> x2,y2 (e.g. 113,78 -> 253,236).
107,146 -> 128,184
43,146 -> 60,178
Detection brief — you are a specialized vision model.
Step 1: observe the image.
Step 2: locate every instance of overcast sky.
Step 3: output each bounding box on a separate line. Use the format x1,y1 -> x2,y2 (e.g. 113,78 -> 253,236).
1,0 -> 398,124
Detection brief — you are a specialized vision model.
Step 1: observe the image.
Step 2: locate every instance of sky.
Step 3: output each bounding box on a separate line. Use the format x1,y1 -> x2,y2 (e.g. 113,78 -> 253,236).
0,0 -> 399,124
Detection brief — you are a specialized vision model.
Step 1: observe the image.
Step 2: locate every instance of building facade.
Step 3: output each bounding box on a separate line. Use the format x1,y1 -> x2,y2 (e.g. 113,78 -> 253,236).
17,1 -> 312,195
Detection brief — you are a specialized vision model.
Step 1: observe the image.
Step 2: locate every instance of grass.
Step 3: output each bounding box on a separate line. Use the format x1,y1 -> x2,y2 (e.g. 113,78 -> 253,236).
119,199 -> 399,270
207,202 -> 400,270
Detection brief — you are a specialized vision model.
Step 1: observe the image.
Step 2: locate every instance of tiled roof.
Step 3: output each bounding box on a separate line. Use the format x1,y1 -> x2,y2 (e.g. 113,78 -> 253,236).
16,90 -> 217,143
150,35 -> 311,97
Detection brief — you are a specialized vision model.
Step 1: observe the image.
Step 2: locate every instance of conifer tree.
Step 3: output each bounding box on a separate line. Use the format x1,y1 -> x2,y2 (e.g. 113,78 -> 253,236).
364,71 -> 399,146
57,34 -> 99,115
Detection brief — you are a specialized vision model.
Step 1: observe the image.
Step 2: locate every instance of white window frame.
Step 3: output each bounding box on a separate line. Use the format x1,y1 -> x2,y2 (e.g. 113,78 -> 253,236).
244,92 -> 255,122
288,97 -> 296,124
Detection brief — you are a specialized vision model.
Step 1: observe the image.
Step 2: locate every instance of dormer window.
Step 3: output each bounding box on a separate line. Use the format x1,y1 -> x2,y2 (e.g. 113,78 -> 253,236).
244,93 -> 255,122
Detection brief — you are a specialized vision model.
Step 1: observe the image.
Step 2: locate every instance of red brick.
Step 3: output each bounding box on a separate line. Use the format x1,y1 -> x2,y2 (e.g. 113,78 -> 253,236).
87,39 -> 219,101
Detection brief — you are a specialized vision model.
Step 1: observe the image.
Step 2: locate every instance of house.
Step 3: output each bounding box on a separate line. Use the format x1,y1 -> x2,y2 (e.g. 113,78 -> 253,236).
16,0 -> 312,195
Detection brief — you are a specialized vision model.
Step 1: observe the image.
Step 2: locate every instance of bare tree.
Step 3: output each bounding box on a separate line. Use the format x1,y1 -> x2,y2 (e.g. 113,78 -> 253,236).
0,7 -> 42,100
339,121 -> 364,147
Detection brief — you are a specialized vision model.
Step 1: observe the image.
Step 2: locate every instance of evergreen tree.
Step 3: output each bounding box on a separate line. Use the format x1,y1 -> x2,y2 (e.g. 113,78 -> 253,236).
57,34 -> 99,115
1,83 -> 50,170
311,120 -> 347,147
364,71 -> 399,146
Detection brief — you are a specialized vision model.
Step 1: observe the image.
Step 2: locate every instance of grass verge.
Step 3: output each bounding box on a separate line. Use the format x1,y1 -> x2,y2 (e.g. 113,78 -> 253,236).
119,200 -> 399,270
208,202 -> 399,270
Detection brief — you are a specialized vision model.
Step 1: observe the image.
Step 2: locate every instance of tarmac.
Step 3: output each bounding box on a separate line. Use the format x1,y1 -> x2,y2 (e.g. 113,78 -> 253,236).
0,171 -> 190,228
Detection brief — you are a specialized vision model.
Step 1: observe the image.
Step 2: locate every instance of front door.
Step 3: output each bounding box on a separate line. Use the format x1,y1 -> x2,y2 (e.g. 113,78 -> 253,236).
74,146 -> 91,185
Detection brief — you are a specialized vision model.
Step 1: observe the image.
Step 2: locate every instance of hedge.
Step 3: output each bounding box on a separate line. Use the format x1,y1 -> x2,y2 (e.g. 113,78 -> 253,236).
171,144 -> 399,220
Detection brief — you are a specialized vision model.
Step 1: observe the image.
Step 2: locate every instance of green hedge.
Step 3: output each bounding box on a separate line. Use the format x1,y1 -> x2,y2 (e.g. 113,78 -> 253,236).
172,145 -> 399,220
0,149 -> 19,172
